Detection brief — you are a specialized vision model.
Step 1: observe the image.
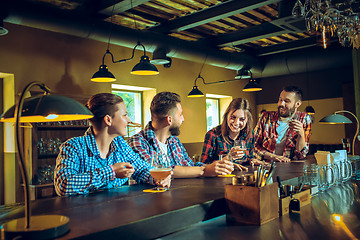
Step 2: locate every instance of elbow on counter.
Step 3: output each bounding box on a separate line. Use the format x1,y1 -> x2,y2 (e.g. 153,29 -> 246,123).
54,178 -> 72,197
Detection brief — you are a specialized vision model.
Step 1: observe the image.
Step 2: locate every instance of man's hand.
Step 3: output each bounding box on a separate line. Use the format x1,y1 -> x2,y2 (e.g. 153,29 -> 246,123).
203,159 -> 234,177
250,158 -> 271,166
112,162 -> 135,178
154,171 -> 173,188
290,119 -> 307,152
264,152 -> 291,163
289,119 -> 304,137
273,155 -> 291,163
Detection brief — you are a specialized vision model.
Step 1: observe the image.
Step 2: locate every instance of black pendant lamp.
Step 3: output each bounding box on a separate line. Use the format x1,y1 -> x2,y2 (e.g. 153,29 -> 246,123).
305,105 -> 315,115
91,64 -> 116,82
131,55 -> 159,75
242,79 -> 262,92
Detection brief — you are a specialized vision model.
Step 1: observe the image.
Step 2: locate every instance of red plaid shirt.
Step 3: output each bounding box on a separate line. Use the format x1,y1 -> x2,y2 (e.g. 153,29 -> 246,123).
201,125 -> 254,164
254,111 -> 312,160
127,122 -> 202,167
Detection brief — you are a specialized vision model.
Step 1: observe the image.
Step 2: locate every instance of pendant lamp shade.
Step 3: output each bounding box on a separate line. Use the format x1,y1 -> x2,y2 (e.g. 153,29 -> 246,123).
91,65 -> 116,82
305,105 -> 315,115
131,56 -> 159,75
242,79 -> 262,92
187,86 -> 204,97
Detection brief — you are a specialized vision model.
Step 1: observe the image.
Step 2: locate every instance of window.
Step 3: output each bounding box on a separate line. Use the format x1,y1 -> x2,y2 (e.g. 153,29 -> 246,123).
206,98 -> 220,131
112,90 -> 142,137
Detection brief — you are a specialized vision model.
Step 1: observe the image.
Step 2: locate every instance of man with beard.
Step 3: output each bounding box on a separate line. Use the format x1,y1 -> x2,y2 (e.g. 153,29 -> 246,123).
253,86 -> 312,162
128,92 -> 234,178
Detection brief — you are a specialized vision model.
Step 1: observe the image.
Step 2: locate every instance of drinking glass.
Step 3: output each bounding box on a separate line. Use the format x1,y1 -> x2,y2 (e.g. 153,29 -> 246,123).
230,140 -> 246,163
319,164 -> 335,192
148,153 -> 172,192
309,163 -> 320,187
292,0 -> 304,17
218,153 -> 236,177
301,164 -> 310,185
342,159 -> 353,182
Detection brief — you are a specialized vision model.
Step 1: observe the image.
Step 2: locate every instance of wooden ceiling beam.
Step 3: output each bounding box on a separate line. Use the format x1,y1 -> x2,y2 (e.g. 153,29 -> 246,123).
208,16 -> 306,47
149,0 -> 281,33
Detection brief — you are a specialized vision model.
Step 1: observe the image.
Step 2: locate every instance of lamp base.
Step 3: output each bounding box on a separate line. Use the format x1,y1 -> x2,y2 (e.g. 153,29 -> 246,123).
1,215 -> 69,240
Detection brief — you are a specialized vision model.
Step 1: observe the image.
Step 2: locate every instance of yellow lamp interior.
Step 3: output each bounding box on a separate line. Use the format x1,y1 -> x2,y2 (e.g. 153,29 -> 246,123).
243,88 -> 262,92
130,70 -> 159,75
91,77 -> 116,82
1,114 -> 93,123
187,94 -> 204,98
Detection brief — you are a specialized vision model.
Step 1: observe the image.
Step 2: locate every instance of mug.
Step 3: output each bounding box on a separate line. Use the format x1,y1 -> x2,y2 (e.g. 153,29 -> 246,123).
319,164 -> 336,191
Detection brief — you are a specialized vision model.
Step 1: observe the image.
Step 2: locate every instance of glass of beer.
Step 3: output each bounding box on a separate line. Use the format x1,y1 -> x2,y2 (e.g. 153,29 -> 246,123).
230,140 -> 246,163
149,153 -> 172,191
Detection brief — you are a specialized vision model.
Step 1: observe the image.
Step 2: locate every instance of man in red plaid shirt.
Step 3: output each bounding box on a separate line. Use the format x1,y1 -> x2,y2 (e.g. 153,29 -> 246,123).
254,86 -> 312,162
128,92 -> 234,177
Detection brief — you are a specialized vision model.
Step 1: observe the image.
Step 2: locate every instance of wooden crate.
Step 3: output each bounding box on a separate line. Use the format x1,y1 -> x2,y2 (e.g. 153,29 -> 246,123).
279,188 -> 311,216
225,183 -> 279,225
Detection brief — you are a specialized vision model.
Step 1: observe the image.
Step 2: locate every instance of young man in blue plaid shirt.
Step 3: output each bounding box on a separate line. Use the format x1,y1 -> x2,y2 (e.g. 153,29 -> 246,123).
54,93 -> 171,196
128,92 -> 234,178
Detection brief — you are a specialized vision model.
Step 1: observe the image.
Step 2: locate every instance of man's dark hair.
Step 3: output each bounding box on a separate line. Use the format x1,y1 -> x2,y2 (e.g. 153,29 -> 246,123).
86,93 -> 123,129
150,92 -> 181,119
283,86 -> 303,101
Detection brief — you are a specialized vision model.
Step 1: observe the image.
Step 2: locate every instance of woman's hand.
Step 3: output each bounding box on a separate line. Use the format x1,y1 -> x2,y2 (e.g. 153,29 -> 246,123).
203,159 -> 234,177
112,162 -> 135,179
230,147 -> 246,160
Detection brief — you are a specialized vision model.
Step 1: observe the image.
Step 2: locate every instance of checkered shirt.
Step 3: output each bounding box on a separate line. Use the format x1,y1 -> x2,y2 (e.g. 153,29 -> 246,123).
253,111 -> 312,160
54,127 -> 152,196
201,125 -> 255,164
127,122 -> 203,167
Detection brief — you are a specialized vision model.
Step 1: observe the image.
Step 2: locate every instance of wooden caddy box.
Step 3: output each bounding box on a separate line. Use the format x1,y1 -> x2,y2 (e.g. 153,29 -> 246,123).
225,183 -> 279,226
279,188 -> 311,216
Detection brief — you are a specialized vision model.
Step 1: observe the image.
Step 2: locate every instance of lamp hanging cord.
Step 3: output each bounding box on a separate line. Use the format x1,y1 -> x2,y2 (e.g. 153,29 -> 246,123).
102,41 -> 146,64
193,54 -> 208,86
194,74 -> 205,86
106,3 -> 116,50
199,54 -> 208,76
194,70 -> 252,86
131,0 -> 137,30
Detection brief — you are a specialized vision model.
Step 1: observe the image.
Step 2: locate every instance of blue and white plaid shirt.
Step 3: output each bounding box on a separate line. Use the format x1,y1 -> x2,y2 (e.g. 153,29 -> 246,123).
54,127 -> 152,196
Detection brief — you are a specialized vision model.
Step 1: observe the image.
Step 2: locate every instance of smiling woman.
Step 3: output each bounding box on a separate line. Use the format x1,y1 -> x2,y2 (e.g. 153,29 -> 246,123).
201,98 -> 255,165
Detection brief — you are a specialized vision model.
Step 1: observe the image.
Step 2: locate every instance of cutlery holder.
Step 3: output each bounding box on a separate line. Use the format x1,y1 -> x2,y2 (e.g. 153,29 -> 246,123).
225,183 -> 279,225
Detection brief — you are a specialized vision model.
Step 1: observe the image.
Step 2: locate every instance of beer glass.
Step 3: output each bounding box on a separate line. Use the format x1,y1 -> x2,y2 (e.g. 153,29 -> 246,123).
218,153 -> 236,177
319,164 -> 335,192
230,140 -> 246,163
149,153 -> 172,192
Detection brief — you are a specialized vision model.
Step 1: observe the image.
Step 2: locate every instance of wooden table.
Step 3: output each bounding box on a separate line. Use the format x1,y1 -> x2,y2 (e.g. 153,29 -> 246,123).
1,156 -> 359,240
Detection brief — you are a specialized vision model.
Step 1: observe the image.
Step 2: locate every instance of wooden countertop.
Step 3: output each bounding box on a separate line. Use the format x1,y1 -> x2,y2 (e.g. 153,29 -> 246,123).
2,156 -> 359,239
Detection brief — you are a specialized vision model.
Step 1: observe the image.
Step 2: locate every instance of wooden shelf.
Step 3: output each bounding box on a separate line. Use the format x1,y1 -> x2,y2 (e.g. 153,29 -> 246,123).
29,122 -> 89,200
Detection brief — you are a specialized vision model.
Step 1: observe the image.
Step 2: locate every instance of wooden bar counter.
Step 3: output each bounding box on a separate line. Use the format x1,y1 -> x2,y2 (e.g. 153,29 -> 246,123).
1,157 -> 359,239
